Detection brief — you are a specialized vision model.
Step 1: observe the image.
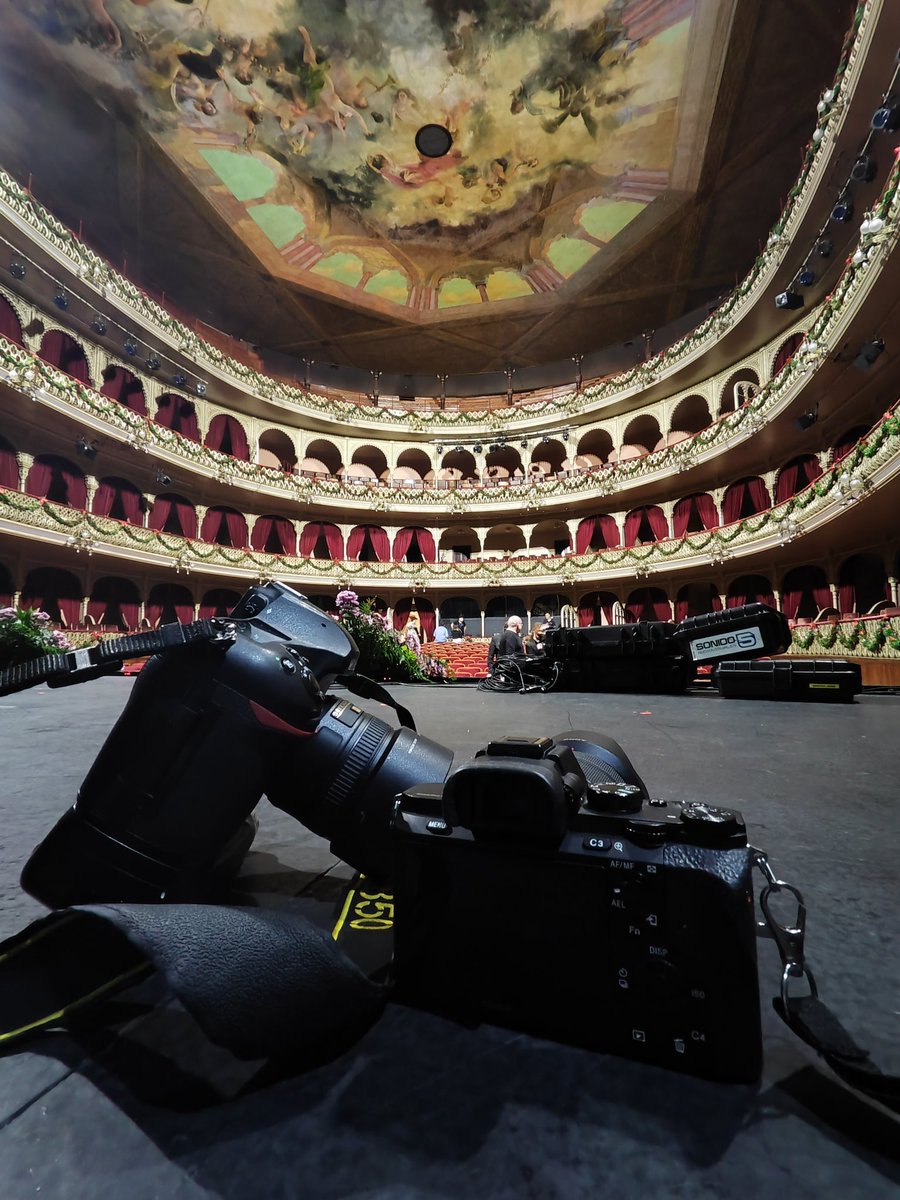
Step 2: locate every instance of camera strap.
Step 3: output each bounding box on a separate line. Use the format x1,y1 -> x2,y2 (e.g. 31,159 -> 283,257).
336,672 -> 417,731
753,850 -> 900,1114
0,619 -> 235,697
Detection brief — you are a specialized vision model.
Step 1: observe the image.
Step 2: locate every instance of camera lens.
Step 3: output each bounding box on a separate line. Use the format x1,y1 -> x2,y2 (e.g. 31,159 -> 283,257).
268,698 -> 453,878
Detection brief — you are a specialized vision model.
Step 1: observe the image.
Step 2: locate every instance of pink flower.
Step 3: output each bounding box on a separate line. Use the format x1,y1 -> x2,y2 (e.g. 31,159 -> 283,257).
34,611 -> 51,623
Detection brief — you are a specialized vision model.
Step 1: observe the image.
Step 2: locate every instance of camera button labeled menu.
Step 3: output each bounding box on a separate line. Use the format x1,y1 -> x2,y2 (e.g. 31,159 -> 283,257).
426,818 -> 452,835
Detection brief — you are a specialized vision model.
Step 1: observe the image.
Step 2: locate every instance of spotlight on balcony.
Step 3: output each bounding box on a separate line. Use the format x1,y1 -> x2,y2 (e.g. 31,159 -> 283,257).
796,267 -> 816,287
75,436 -> 98,460
90,315 -> 108,336
436,443 -> 444,454
9,260 -> 26,280
850,154 -> 877,183
146,354 -> 161,372
173,372 -> 188,387
853,338 -> 885,371
871,101 -> 899,132
520,439 -> 528,449
123,337 -> 138,356
53,291 -> 69,310
794,408 -> 818,431
195,381 -> 207,397
816,238 -> 833,258
775,290 -> 803,310
830,197 -> 854,223
472,443 -> 482,453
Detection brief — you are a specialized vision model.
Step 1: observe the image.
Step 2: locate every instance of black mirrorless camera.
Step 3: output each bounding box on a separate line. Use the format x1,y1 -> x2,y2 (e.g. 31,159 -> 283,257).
19,582 -> 761,1082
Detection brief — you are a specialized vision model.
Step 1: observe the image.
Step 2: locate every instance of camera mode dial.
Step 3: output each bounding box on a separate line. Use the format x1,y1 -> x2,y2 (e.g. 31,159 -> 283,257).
679,802 -> 740,835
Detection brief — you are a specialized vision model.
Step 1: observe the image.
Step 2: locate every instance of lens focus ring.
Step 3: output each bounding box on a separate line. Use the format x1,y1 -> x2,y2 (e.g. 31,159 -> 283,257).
323,713 -> 393,811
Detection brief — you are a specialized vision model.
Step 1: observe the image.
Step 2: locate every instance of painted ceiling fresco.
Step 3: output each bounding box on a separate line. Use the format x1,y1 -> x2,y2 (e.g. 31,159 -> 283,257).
26,0 -> 707,316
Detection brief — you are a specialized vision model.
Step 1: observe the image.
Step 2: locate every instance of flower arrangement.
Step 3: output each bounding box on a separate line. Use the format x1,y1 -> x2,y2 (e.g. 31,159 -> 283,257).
334,589 -> 450,683
0,606 -> 72,670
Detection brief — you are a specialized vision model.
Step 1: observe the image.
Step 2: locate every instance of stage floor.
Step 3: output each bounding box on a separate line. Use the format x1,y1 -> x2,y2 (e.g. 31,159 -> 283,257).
1,678 -> 898,1199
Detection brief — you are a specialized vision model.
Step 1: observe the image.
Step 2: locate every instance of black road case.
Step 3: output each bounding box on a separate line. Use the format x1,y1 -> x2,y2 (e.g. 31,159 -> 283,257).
715,658 -> 861,703
674,603 -> 791,666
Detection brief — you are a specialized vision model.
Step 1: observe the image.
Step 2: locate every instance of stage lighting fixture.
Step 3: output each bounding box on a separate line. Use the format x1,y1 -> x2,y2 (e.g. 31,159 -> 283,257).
75,437 -> 98,460
488,443 -> 499,453
146,355 -> 161,372
9,261 -> 26,280
123,337 -> 138,356
53,291 -> 69,310
173,372 -> 188,387
90,315 -> 108,336
454,445 -> 464,454
830,197 -> 854,223
775,290 -> 803,310
542,435 -> 550,443
851,154 -> 877,183
562,431 -> 570,441
853,338 -> 885,371
155,468 -> 173,487
794,409 -> 818,432
195,381 -> 207,397
472,443 -> 482,453
436,444 -> 443,454
796,267 -> 816,287
816,238 -> 833,258
871,102 -> 899,132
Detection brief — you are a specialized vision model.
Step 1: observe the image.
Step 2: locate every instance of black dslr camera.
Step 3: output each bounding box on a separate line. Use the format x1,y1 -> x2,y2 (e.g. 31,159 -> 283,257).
392,736 -> 762,1083
22,581 -> 453,908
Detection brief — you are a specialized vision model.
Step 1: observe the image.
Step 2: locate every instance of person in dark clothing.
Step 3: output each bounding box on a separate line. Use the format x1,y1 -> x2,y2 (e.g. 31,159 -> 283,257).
450,614 -> 467,639
543,611 -> 557,631
487,618 -> 523,673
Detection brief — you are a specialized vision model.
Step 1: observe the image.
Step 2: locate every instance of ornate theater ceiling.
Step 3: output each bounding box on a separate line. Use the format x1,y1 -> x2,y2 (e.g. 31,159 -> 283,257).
0,1 -> 852,375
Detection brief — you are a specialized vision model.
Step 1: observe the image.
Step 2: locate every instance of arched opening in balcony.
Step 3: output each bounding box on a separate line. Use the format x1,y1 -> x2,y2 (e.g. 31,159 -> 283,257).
721,476 -> 770,523
155,393 -> 199,442
831,425 -> 868,464
393,596 -> 435,641
726,574 -> 774,609
146,582 -> 194,627
532,593 -> 565,621
625,587 -> 672,622
100,366 -> 147,414
623,505 -> 668,547
200,507 -> 249,548
439,448 -> 477,486
347,525 -> 389,562
93,476 -> 143,523
718,368 -> 759,415
668,394 -> 711,439
0,434 -> 19,489
303,438 -> 339,476
575,515 -> 620,553
576,428 -> 613,464
484,594 -> 527,637
25,455 -> 86,508
87,576 -> 140,630
578,590 -> 621,625
838,554 -> 889,617
438,526 -> 480,560
198,588 -> 242,619
299,522 -> 344,559
351,445 -> 388,483
397,448 -> 432,482
39,330 -> 91,383
484,524 -> 527,557
148,493 -> 197,538
205,414 -> 249,461
674,582 -> 722,622
672,493 -> 719,537
364,594 -> 388,615
781,566 -> 830,620
258,429 -> 298,474
393,527 -> 436,562
529,439 -> 566,479
437,595 -> 480,630
251,515 -> 296,556
772,332 -> 805,377
775,455 -> 822,503
304,594 -> 336,614
529,520 -> 570,555
621,414 -> 661,456
0,561 -> 14,607
484,443 -> 523,483
0,296 -> 24,345
21,566 -> 83,627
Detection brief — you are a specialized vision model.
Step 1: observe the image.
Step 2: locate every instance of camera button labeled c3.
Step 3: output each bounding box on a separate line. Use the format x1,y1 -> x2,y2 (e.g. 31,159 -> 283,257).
582,835 -> 611,851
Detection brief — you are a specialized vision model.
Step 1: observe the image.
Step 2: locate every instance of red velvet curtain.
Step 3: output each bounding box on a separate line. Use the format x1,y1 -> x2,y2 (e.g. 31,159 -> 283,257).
674,587 -> 722,623
324,525 -> 344,559
417,529 -> 436,562
93,478 -> 142,523
0,297 -> 23,345
205,415 -> 249,461
727,578 -> 775,609
198,589 -> 242,619
393,600 -> 435,640
225,509 -> 248,548
0,439 -> 19,489
86,578 -> 139,628
776,458 -> 821,503
346,526 -> 366,560
21,569 -> 82,627
627,588 -> 672,622
694,493 -> 718,529
781,568 -> 830,620
299,523 -> 318,556
146,585 -> 194,626
40,331 -> 90,383
576,516 -> 620,552
748,477 -> 770,512
25,456 -> 86,509
251,515 -> 293,554
101,368 -> 147,415
579,592 -> 617,624
672,498 -> 693,539
25,458 -> 53,497
393,528 -> 414,561
300,523 -> 344,558
838,582 -> 855,614
623,510 -> 644,548
721,481 -> 745,525
647,507 -> 669,541
773,333 -> 804,375
369,527 -> 390,562
149,495 -> 197,538
156,395 -> 200,442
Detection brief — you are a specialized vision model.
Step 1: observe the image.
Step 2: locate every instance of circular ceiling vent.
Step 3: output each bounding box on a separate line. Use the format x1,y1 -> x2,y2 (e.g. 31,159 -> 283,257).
415,124 -> 453,158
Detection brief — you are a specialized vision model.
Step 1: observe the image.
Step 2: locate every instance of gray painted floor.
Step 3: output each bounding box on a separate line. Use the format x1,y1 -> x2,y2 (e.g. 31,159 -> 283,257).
1,677 -> 898,1199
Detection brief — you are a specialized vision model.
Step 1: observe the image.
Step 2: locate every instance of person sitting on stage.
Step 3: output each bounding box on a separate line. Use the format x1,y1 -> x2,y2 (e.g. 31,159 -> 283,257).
433,624 -> 450,643
487,617 -> 523,673
524,624 -> 546,655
